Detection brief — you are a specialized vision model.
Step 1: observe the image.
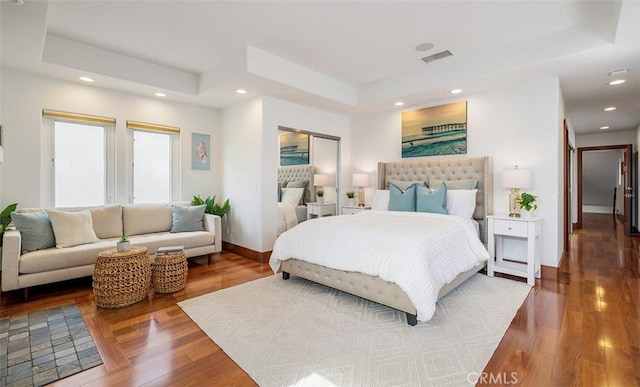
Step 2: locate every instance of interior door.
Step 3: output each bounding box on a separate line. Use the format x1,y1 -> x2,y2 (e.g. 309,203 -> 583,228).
623,144 -> 633,235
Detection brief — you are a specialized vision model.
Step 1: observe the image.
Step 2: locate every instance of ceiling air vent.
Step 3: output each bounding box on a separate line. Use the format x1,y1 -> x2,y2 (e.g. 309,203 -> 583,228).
421,50 -> 453,64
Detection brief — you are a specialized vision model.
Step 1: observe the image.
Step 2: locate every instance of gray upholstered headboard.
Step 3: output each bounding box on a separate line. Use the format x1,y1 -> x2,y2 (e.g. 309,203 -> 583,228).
278,165 -> 316,204
378,156 -> 493,240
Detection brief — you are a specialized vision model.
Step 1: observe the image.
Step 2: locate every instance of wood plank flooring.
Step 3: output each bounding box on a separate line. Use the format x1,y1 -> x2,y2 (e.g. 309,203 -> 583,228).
1,212 -> 638,386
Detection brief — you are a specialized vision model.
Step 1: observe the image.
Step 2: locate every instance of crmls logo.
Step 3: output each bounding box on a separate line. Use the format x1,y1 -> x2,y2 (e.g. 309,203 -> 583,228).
467,372 -> 519,385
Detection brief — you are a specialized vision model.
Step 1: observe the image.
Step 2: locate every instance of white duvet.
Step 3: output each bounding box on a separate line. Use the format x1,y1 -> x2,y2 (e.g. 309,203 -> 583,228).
277,202 -> 299,236
270,210 -> 489,322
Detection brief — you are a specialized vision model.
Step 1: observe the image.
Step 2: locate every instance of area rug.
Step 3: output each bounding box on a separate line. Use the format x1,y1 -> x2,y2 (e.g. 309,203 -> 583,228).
0,303 -> 103,387
179,273 -> 531,386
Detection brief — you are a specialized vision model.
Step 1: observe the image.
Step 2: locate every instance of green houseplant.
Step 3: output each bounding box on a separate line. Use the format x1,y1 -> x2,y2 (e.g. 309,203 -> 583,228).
316,189 -> 324,204
0,203 -> 18,247
346,191 -> 355,206
516,192 -> 538,217
192,195 -> 231,218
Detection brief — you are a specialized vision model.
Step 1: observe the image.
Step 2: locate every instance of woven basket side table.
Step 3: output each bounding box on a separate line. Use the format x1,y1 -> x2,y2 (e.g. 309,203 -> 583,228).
152,251 -> 188,293
93,246 -> 151,308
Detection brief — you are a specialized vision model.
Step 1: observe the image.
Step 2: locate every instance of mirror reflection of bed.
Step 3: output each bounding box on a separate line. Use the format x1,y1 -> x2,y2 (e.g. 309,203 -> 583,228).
276,128 -> 341,236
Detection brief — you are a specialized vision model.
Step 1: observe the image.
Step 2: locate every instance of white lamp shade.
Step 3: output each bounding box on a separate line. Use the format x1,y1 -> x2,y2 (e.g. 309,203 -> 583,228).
502,168 -> 532,189
314,174 -> 329,187
352,173 -> 370,187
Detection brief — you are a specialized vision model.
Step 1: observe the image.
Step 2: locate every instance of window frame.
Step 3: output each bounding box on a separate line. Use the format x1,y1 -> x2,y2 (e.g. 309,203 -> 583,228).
44,116 -> 116,208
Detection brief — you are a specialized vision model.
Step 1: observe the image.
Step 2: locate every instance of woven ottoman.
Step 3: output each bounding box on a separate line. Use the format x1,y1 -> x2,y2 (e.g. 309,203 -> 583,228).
93,246 -> 151,308
152,251 -> 188,293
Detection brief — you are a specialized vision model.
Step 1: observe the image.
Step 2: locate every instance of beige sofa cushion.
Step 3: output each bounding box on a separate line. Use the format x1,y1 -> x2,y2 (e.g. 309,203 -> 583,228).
90,204 -> 123,239
47,209 -> 100,248
123,203 -> 172,236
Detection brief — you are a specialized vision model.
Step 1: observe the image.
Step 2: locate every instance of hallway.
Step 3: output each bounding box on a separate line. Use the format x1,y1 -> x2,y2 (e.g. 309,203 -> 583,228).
483,213 -> 640,386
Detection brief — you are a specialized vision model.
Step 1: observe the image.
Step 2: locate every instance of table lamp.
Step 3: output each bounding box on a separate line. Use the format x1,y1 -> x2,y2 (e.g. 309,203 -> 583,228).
314,174 -> 329,203
502,165 -> 532,217
352,173 -> 370,207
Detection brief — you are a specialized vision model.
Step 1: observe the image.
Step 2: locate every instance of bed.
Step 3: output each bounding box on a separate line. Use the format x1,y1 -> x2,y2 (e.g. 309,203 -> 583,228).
270,156 -> 493,325
277,165 -> 316,235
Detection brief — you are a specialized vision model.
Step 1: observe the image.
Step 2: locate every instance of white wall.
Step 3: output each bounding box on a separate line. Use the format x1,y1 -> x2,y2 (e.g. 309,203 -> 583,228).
219,97 -> 264,251
582,150 -> 620,212
575,130 -> 636,148
352,78 -> 563,267
0,68 -> 219,208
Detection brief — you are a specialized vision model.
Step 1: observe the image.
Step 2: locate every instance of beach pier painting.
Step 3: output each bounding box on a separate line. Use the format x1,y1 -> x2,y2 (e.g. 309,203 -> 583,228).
279,132 -> 310,166
401,101 -> 467,158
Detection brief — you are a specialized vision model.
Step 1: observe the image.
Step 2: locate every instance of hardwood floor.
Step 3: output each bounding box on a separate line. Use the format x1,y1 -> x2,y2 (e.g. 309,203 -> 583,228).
1,213 -> 638,386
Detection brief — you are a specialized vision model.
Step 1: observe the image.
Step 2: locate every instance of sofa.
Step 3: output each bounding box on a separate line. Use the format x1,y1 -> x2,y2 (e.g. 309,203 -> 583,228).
1,202 -> 222,298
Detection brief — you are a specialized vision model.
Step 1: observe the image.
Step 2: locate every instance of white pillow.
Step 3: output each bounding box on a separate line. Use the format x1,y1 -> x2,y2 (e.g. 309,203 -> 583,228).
371,190 -> 390,211
446,189 -> 477,219
281,187 -> 304,206
47,209 -> 100,248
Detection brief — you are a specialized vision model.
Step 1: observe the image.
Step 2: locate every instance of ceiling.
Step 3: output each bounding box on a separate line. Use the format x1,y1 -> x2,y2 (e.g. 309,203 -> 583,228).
1,0 -> 638,135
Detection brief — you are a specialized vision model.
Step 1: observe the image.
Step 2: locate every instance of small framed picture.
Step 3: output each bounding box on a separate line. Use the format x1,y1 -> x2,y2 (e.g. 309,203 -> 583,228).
192,133 -> 210,170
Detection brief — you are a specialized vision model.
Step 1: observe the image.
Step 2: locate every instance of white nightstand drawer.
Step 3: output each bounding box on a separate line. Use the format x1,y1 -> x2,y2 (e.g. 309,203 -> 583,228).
493,220 -> 527,237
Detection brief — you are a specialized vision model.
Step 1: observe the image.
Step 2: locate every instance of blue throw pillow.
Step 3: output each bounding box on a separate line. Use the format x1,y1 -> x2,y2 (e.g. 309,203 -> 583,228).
277,182 -> 283,202
171,205 -> 206,233
416,184 -> 447,214
389,183 -> 417,212
11,211 -> 56,253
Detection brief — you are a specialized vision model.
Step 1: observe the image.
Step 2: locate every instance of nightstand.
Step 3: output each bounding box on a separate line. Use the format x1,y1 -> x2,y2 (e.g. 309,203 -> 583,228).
486,214 -> 542,286
342,205 -> 371,215
307,202 -> 336,219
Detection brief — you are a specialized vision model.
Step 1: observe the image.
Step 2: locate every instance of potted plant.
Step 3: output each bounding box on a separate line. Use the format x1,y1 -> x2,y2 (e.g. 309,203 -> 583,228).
346,191 -> 355,206
516,192 -> 538,218
117,235 -> 130,252
193,194 -> 232,235
316,189 -> 324,204
0,203 -> 18,247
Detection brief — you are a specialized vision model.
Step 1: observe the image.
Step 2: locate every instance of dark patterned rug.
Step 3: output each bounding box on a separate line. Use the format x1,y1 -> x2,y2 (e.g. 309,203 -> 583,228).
0,303 -> 103,386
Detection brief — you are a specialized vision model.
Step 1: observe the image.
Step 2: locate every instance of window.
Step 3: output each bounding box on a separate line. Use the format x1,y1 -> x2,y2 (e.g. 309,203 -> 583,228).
133,130 -> 172,203
54,121 -> 106,206
127,120 -> 180,204
45,110 -> 115,207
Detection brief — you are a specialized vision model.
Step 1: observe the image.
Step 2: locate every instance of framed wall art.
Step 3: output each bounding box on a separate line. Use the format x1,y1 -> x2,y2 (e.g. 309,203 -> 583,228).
401,101 -> 467,158
192,133 -> 210,170
279,132 -> 309,166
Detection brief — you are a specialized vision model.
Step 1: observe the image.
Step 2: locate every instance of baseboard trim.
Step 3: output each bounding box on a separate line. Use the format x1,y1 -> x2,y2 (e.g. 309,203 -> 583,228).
223,242 -> 271,264
541,265 -> 558,280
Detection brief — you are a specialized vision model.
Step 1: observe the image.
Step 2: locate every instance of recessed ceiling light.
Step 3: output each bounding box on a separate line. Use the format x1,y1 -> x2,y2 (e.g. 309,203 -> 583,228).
79,76 -> 95,83
450,89 -> 462,94
608,79 -> 626,86
236,89 -> 247,94
600,126 -> 610,130
604,107 -> 616,111
154,92 -> 167,97
415,42 -> 435,52
394,101 -> 404,106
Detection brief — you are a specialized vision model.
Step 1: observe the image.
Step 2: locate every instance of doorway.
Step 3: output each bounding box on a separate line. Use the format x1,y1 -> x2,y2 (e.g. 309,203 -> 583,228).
577,144 -> 633,236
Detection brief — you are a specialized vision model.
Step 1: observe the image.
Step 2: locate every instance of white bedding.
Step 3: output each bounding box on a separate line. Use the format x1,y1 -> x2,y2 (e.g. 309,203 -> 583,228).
270,210 -> 489,321
277,202 -> 299,235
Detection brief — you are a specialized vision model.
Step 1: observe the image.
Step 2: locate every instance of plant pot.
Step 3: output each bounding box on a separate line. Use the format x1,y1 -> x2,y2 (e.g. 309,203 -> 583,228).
117,241 -> 131,252
317,196 -> 324,204
347,198 -> 355,206
520,209 -> 534,219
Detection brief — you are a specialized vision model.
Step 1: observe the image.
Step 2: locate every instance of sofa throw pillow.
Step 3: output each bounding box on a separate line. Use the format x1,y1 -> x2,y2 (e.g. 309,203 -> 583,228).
389,183 -> 417,212
11,211 -> 56,253
90,204 -> 123,239
428,178 -> 478,190
416,184 -> 447,214
171,204 -> 206,233
47,209 -> 100,248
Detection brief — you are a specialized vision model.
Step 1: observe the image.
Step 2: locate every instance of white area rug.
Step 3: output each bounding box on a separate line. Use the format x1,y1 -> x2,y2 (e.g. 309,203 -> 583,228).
178,274 -> 531,386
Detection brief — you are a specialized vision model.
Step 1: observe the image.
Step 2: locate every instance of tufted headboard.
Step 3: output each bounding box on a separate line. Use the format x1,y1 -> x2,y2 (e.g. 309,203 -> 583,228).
278,165 -> 316,204
378,156 -> 493,240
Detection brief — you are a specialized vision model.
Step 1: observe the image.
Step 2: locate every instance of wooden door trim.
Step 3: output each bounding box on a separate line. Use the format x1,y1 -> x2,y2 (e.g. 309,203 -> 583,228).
577,144 -> 633,234
563,121 -> 569,252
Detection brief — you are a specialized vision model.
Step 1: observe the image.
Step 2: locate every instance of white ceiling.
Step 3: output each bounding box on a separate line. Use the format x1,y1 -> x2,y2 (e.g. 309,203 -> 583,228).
1,0 -> 638,135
